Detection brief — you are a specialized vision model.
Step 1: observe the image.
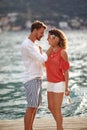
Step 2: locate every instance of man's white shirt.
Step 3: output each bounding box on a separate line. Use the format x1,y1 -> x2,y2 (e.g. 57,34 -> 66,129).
21,38 -> 47,83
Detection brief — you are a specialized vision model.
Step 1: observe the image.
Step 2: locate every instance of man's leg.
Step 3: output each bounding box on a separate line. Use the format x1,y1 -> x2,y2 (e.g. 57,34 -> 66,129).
24,107 -> 37,130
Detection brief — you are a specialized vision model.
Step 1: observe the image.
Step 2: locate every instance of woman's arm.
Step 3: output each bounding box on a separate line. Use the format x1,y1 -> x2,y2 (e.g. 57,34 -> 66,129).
61,49 -> 70,96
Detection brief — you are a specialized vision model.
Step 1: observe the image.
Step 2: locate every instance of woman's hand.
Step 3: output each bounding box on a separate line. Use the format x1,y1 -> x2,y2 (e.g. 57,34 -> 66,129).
46,46 -> 53,56
65,89 -> 70,96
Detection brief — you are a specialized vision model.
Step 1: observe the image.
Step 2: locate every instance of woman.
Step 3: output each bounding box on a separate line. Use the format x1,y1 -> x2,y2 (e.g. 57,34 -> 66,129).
45,28 -> 70,130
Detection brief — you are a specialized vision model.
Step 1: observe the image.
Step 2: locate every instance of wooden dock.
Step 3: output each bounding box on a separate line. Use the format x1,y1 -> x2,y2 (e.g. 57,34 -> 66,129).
0,117 -> 87,130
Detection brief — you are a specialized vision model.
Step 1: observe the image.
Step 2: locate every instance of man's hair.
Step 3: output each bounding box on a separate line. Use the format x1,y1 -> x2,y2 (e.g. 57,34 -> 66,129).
31,20 -> 47,32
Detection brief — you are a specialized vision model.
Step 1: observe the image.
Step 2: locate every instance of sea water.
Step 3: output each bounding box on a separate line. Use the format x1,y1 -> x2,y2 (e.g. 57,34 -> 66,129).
0,30 -> 87,119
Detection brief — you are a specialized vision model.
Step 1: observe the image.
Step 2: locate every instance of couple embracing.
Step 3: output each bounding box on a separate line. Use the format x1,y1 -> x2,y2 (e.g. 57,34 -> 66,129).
21,20 -> 70,130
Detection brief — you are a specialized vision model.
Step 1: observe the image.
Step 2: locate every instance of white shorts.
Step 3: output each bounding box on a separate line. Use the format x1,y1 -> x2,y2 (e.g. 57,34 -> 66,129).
47,81 -> 65,93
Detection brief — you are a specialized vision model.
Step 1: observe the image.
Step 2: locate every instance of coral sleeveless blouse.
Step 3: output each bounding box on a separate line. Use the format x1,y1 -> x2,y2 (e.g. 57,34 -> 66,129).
45,48 -> 70,83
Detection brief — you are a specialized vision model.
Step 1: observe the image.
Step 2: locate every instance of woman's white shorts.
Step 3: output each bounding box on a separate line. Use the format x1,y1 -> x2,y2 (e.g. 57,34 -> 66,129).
47,81 -> 65,93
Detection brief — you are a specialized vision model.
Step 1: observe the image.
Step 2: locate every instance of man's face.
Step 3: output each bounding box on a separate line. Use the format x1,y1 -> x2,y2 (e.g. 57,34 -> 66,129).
36,27 -> 45,41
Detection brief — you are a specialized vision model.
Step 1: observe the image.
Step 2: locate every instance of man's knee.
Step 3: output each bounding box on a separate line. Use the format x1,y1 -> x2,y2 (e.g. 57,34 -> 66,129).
26,107 -> 37,113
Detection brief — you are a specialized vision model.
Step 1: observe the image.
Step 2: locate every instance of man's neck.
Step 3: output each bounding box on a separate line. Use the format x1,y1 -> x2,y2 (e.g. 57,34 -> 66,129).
28,34 -> 36,43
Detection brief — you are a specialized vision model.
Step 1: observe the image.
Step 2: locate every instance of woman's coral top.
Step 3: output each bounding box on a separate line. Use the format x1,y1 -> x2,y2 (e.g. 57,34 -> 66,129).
45,48 -> 70,83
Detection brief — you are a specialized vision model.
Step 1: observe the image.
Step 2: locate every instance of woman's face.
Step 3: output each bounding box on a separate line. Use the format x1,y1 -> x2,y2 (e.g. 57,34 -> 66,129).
47,34 -> 59,47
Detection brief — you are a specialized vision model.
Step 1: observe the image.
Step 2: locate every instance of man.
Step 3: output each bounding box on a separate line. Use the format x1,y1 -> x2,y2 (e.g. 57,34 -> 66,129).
21,20 -> 51,130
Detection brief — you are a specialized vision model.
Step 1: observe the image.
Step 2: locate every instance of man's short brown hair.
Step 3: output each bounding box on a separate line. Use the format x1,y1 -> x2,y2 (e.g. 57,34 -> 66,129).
31,20 -> 47,32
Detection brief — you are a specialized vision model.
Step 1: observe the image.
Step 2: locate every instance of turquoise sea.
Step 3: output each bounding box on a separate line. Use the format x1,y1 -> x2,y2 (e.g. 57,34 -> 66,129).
0,30 -> 87,119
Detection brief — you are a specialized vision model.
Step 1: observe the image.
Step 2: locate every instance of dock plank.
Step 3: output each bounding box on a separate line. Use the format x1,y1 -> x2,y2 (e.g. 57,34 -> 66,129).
0,117 -> 87,130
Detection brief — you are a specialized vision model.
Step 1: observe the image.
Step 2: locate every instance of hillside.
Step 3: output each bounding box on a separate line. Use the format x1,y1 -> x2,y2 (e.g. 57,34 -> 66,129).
0,0 -> 87,30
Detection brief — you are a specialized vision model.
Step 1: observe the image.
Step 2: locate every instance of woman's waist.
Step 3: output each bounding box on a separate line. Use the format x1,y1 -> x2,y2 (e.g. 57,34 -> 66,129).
47,74 -> 65,83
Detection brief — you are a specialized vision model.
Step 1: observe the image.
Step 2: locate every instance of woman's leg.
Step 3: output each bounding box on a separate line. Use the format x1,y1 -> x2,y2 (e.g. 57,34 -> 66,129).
47,92 -> 64,130
53,93 -> 64,130
47,92 -> 57,120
